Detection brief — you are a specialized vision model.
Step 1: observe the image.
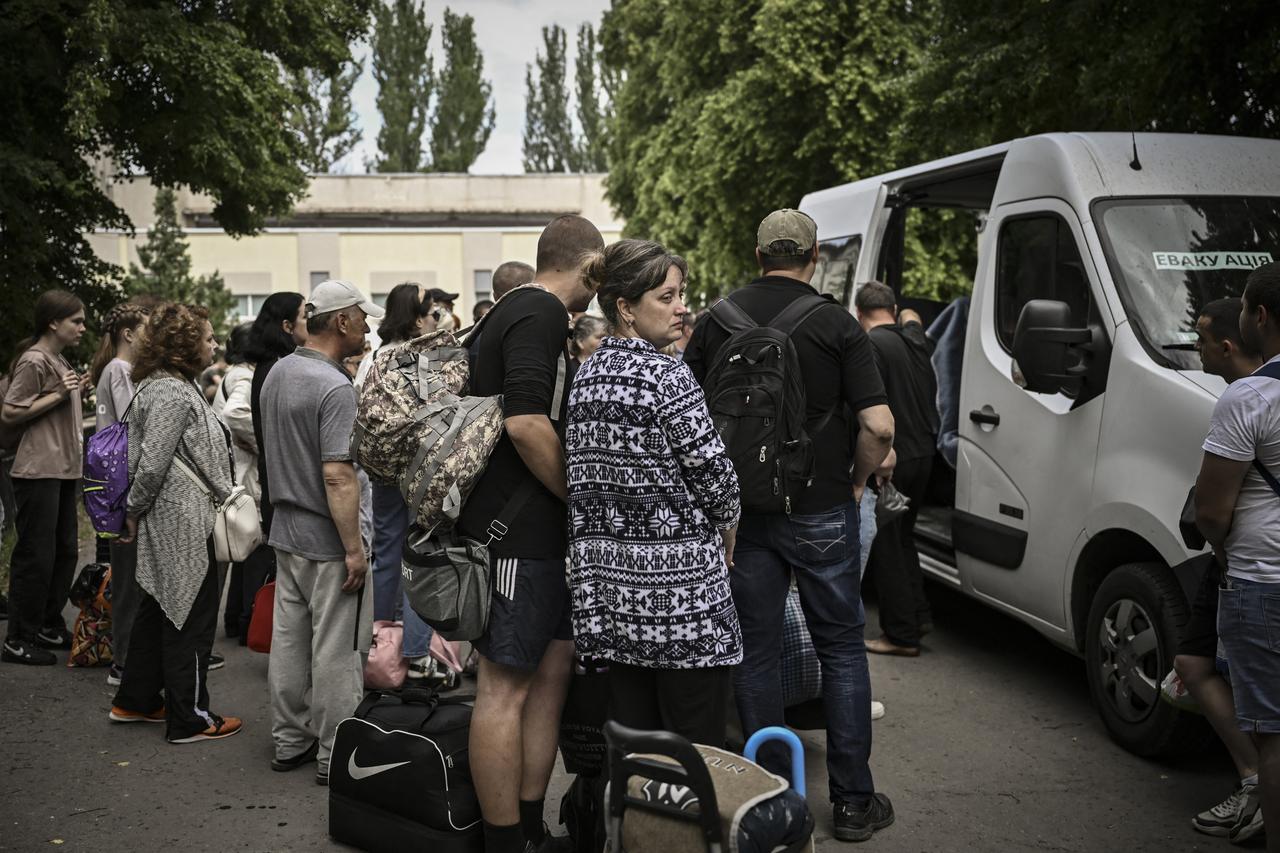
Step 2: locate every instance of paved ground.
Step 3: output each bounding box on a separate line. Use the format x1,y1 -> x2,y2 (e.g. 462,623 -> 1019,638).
0,566 -> 1238,852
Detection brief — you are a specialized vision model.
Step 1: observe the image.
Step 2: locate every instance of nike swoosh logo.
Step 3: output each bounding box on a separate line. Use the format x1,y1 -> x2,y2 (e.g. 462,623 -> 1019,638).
347,748 -> 411,780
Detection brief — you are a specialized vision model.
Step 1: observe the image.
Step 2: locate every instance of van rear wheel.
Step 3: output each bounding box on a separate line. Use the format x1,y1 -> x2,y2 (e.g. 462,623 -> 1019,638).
1084,562 -> 1205,757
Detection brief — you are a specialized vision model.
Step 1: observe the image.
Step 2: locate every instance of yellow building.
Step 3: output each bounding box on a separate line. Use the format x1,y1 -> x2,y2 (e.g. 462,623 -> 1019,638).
88,173 -> 623,322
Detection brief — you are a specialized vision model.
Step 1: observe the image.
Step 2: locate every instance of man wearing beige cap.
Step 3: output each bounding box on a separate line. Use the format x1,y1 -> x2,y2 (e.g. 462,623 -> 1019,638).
684,210 -> 897,842
259,279 -> 382,784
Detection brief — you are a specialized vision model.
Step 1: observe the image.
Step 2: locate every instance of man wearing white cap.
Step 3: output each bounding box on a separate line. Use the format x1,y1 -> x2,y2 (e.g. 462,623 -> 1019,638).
259,279 -> 383,784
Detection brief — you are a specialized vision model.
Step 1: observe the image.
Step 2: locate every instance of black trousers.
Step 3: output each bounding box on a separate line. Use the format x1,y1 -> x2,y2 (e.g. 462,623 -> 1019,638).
867,454 -> 934,647
608,661 -> 731,747
113,539 -> 220,740
6,478 -> 78,642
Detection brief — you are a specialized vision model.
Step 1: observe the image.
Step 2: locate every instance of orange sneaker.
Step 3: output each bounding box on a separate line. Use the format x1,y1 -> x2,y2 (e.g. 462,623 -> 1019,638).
109,705 -> 166,723
168,715 -> 241,744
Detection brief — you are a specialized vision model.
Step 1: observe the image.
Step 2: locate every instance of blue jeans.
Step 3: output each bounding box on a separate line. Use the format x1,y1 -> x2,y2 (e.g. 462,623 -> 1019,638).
732,500 -> 874,805
370,483 -> 433,658
858,489 -> 877,578
1218,576 -> 1280,734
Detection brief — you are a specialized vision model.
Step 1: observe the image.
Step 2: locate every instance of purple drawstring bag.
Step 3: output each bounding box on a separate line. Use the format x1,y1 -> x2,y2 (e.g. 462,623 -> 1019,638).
84,419 -> 130,538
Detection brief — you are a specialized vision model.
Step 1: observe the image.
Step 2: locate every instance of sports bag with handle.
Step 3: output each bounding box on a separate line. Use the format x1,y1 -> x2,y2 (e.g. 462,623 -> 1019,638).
171,455 -> 262,564
704,293 -> 836,515
329,687 -> 482,853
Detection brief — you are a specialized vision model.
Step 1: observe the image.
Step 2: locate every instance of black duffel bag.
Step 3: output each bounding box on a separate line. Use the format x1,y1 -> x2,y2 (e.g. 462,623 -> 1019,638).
329,687 -> 482,853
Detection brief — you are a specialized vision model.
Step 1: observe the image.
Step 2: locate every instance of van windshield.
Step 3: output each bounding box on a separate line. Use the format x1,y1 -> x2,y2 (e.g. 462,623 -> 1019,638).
1094,197 -> 1280,370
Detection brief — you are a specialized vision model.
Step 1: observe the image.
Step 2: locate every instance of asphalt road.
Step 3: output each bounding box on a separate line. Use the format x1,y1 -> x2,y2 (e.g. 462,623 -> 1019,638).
0,573 -> 1237,853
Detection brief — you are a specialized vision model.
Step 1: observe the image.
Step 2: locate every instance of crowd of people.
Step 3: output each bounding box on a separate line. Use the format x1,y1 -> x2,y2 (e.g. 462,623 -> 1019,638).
3,210 -> 1278,851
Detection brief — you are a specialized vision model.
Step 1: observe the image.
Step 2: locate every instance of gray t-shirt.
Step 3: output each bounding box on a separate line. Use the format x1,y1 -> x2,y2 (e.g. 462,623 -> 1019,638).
260,348 -> 358,561
96,357 -> 135,430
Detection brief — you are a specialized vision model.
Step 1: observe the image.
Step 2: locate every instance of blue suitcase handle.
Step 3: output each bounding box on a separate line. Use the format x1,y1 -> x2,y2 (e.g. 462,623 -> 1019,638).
743,726 -> 806,797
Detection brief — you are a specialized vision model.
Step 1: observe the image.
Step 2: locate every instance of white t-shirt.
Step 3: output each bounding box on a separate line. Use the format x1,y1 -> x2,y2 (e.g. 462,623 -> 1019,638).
1203,356 -> 1280,582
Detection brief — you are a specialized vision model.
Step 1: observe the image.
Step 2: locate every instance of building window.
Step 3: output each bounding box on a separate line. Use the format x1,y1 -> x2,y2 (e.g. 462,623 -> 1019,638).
234,294 -> 272,321
473,269 -> 493,302
310,271 -> 330,291
372,293 -> 389,308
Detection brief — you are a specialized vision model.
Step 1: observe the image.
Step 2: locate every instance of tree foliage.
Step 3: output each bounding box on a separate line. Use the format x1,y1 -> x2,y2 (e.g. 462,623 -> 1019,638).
371,0 -> 433,172
574,24 -> 609,172
601,0 -> 932,297
523,25 -> 576,173
0,0 -> 372,367
289,60 -> 364,174
601,0 -> 1279,303
900,0 -> 1280,162
120,188 -> 236,339
430,9 -> 496,173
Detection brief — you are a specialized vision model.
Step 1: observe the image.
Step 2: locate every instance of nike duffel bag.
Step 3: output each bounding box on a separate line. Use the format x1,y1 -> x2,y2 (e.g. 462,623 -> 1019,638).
329,687 -> 482,853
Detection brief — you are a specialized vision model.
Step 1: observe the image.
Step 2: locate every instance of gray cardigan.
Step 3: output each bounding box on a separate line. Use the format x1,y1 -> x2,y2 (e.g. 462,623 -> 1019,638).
126,374 -> 233,629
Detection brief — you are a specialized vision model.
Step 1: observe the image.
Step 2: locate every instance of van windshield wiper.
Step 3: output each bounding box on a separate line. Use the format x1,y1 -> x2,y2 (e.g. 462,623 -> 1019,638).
1160,342 -> 1198,351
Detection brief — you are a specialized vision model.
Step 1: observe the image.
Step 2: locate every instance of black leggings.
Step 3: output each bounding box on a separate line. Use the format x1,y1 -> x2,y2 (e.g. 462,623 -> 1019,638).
6,478 -> 78,641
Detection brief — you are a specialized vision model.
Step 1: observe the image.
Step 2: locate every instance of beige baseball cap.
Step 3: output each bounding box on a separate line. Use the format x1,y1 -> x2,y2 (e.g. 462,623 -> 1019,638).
306,279 -> 385,319
757,209 -> 817,256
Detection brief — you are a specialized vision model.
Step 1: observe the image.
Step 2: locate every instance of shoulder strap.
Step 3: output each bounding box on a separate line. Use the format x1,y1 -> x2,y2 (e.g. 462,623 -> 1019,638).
483,479 -> 539,545
708,298 -> 757,335
170,454 -> 212,498
769,293 -> 835,337
1251,361 -> 1280,498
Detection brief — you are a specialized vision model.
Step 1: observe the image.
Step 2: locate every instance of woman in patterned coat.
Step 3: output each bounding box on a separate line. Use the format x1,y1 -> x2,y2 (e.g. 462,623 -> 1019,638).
112,303 -> 241,743
567,239 -> 741,746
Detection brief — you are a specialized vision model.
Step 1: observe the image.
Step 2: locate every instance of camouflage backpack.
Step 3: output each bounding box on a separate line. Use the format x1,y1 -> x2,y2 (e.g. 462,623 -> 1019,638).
352,326 -> 504,535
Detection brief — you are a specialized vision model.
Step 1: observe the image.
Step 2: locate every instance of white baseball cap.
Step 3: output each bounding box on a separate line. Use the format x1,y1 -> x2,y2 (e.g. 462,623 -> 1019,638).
306,279 -> 385,320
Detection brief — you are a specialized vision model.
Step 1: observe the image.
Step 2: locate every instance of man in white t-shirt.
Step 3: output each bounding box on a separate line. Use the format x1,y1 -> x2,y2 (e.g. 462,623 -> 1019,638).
1196,261 -> 1280,851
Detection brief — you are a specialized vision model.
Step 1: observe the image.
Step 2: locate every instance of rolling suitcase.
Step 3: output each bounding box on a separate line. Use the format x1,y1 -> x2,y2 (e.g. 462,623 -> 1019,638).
329,687 -> 482,853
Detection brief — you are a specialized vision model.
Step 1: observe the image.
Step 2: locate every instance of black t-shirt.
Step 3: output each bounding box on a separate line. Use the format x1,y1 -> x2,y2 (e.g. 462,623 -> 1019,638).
684,276 -> 887,514
867,322 -> 940,463
457,287 -> 574,558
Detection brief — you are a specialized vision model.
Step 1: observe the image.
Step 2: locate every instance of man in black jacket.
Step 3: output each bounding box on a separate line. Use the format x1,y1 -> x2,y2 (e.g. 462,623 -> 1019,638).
855,280 -> 939,657
684,209 -> 896,843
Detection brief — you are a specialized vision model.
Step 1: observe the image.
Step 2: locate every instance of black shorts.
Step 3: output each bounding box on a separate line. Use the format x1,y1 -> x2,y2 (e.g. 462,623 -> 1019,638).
1177,560 -> 1220,658
474,556 -> 572,670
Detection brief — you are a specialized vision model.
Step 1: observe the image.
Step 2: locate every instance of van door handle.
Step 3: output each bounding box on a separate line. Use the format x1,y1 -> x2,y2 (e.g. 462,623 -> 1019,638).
969,409 -> 1001,426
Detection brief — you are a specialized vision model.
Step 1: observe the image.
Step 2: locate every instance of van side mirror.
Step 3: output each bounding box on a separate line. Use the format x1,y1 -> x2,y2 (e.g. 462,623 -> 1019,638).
1012,300 -> 1094,395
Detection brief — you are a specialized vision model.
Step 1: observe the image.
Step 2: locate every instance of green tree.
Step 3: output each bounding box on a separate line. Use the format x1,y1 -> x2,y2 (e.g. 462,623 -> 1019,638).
429,9 -> 496,173
574,24 -> 609,172
523,25 -> 576,173
289,60 -> 364,174
0,0 -> 372,368
601,0 -> 933,298
901,0 -> 1280,162
120,187 -> 236,338
370,0 -> 433,172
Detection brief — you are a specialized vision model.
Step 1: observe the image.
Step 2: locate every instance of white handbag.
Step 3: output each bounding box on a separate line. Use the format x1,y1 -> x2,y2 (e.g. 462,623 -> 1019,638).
172,455 -> 263,563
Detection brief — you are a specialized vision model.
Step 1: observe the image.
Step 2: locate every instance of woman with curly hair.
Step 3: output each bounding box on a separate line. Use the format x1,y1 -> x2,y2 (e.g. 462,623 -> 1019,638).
111,303 -> 241,743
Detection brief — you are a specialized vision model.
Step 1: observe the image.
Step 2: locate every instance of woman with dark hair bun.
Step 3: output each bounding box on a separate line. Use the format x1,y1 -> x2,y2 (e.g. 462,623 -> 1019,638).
111,303 -> 241,742
567,239 -> 742,745
247,293 -> 308,540
1,290 -> 89,666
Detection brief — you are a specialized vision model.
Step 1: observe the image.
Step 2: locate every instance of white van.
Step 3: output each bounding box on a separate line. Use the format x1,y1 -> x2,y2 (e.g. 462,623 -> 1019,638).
799,132 -> 1280,756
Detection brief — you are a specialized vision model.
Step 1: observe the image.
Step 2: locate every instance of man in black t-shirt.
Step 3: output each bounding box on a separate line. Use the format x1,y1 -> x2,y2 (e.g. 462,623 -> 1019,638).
458,214 -> 603,853
684,209 -> 897,843
856,281 -> 940,657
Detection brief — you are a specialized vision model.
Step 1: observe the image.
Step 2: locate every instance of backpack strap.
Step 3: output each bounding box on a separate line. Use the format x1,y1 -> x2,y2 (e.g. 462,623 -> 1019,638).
1251,360 -> 1280,498
769,292 -> 836,337
708,298 -> 757,335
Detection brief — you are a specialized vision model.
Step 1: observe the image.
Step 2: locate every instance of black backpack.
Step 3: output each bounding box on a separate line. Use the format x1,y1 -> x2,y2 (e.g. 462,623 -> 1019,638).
704,293 -> 835,515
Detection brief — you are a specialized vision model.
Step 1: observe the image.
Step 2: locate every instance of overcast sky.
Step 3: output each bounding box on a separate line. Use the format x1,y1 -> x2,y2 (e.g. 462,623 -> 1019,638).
335,0 -> 613,175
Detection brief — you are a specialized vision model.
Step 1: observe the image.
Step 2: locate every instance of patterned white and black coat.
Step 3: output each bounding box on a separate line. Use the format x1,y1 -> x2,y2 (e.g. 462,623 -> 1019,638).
567,336 -> 742,669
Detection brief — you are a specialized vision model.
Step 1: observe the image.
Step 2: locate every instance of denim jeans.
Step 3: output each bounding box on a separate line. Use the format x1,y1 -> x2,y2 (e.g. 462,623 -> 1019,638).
370,483 -> 433,658
858,489 -> 877,578
732,500 -> 874,805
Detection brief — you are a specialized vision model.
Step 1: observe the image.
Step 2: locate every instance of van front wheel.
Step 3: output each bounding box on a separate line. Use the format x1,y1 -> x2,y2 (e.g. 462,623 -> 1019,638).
1084,562 -> 1203,757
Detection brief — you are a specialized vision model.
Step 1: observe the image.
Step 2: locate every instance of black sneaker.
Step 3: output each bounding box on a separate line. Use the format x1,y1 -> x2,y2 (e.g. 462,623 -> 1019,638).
35,626 -> 72,650
271,739 -> 319,772
2,638 -> 57,666
207,653 -> 225,671
833,793 -> 895,842
1230,786 -> 1265,844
